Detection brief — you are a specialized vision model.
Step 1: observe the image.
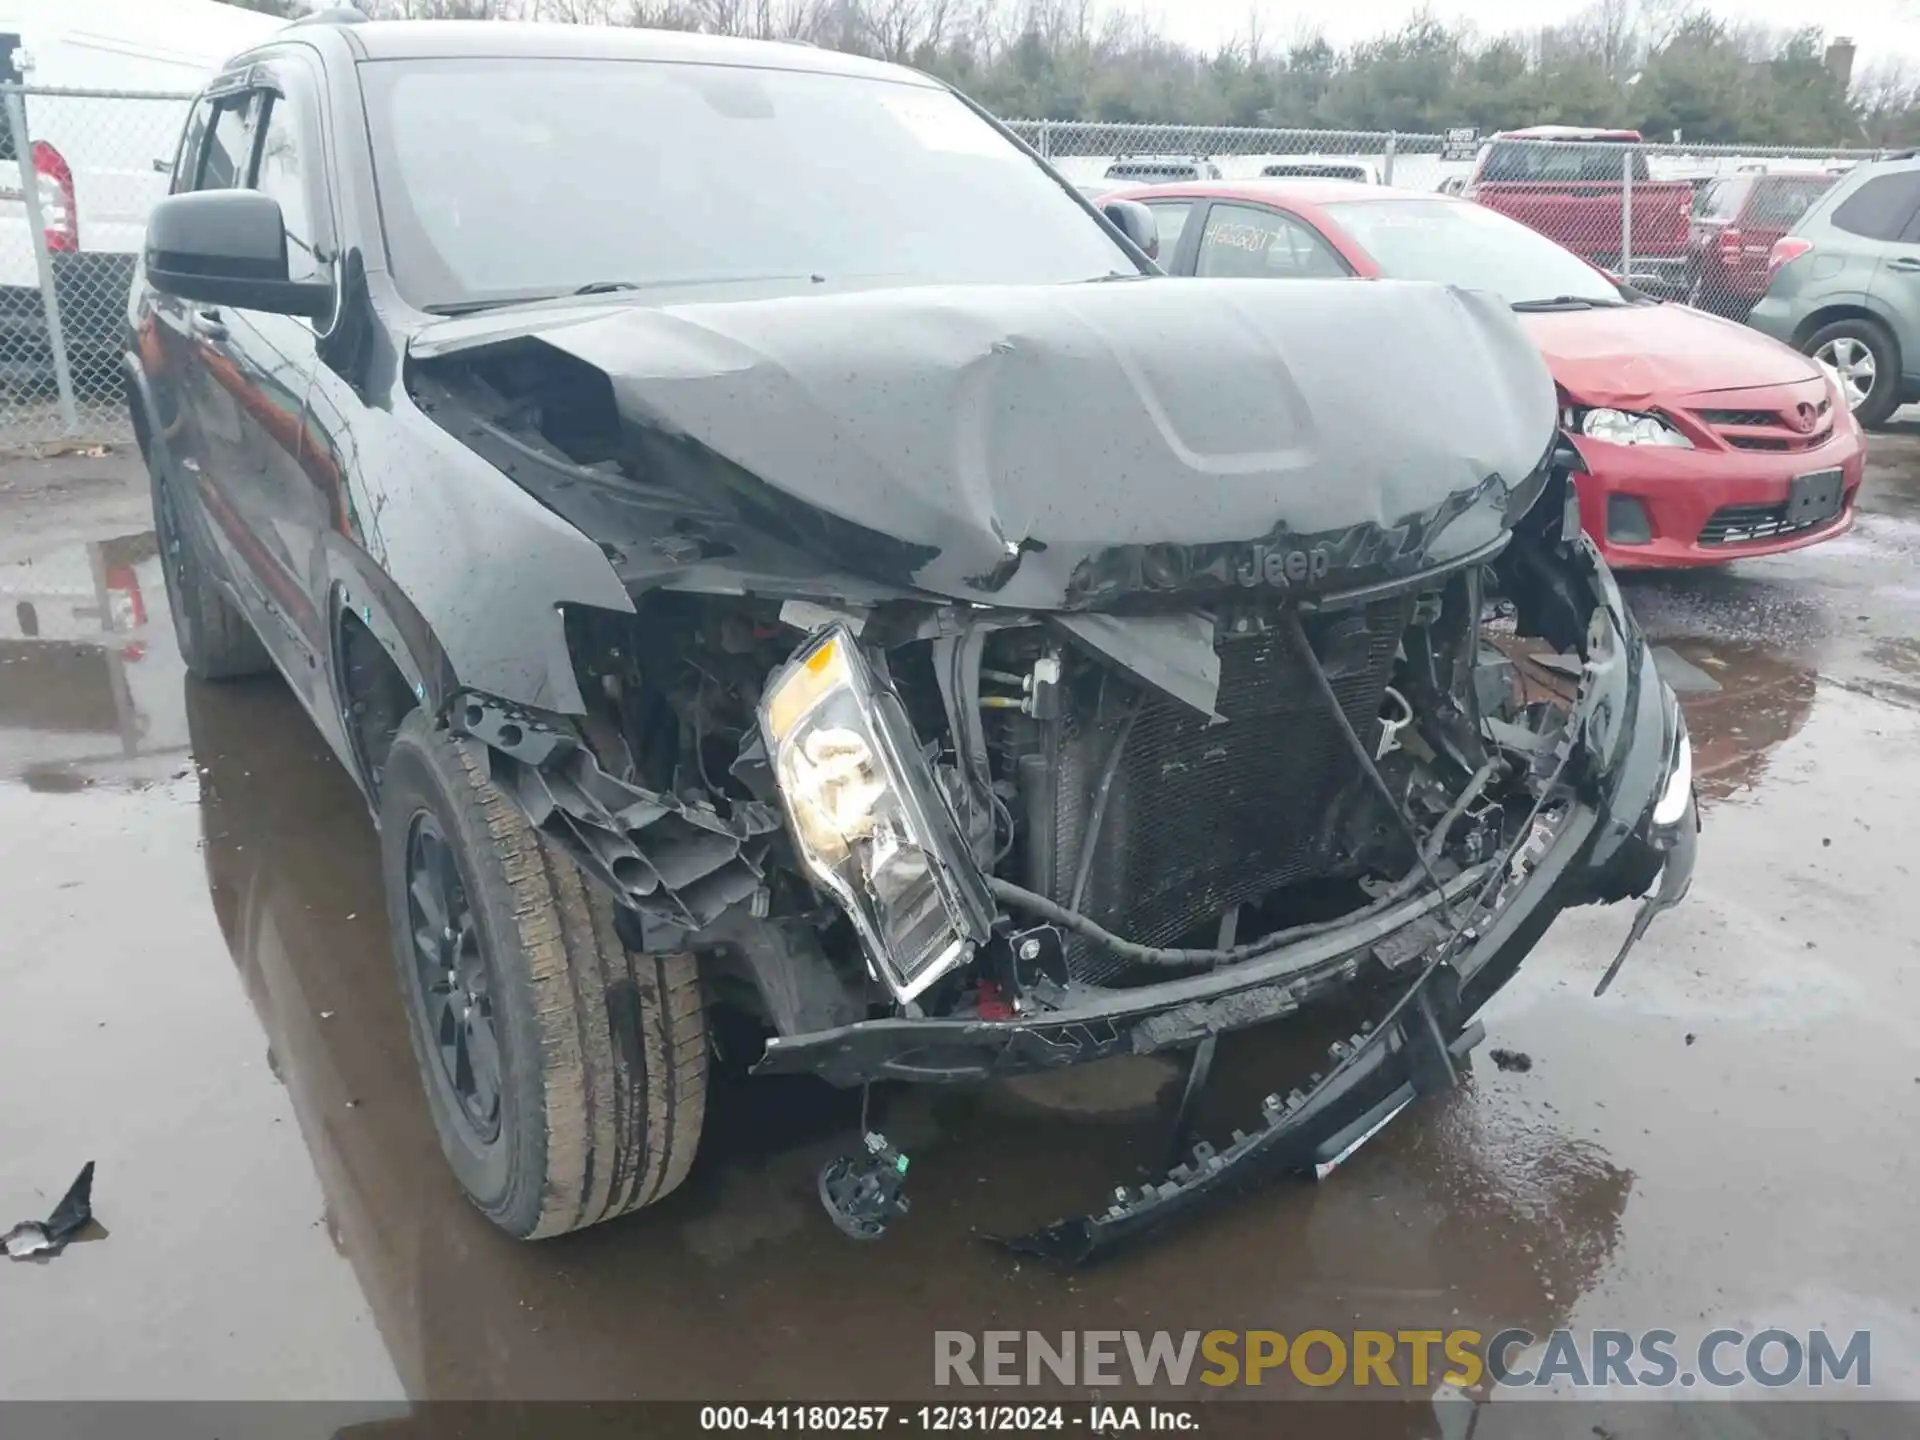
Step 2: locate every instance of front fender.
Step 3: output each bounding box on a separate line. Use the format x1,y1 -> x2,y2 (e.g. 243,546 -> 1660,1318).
306,359 -> 636,718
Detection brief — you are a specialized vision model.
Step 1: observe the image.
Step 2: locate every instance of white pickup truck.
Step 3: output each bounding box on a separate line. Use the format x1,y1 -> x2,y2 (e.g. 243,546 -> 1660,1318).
0,0 -> 281,381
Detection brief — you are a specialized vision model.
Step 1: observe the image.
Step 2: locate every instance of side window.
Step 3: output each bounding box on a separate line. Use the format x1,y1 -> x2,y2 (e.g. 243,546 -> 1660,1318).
197,91 -> 266,191
1748,180 -> 1828,229
171,99 -> 214,194
1195,204 -> 1348,281
1142,201 -> 1193,261
252,96 -> 323,284
1830,173 -> 1920,243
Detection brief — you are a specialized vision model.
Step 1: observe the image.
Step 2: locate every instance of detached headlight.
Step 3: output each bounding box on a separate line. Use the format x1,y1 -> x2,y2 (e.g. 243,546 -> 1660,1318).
761,626 -> 991,1003
1652,722 -> 1692,827
1576,407 -> 1693,448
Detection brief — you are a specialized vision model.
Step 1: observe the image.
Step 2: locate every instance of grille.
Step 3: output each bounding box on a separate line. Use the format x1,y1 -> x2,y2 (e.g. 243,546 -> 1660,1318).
1048,599 -> 1411,983
1698,501 -> 1830,544
1695,397 -> 1831,452
1696,408 -> 1778,427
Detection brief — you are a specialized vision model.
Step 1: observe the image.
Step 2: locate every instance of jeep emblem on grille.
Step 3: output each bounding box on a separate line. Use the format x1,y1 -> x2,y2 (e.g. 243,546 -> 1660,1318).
1235,543 -> 1332,588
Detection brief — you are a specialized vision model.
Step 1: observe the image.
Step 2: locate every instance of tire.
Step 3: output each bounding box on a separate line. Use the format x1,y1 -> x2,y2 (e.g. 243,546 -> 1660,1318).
1804,317 -> 1901,429
148,449 -> 273,681
378,709 -> 707,1239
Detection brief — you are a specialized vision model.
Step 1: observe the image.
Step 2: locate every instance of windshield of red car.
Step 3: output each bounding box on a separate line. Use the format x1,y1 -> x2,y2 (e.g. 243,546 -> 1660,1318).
358,57 -> 1138,310
1322,199 -> 1625,307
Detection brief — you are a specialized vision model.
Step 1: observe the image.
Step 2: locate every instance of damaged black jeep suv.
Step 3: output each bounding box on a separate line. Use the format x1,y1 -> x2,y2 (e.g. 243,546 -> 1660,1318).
128,17 -> 1697,1254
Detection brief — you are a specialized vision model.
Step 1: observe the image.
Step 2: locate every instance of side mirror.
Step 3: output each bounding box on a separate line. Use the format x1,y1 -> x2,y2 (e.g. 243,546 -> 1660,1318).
145,189 -> 332,319
1101,198 -> 1160,262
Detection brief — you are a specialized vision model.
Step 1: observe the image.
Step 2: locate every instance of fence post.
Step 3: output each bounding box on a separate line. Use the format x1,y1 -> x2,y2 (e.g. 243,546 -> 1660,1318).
1620,145 -> 1634,289
1383,131 -> 1397,187
4,85 -> 78,435
1037,120 -> 1051,160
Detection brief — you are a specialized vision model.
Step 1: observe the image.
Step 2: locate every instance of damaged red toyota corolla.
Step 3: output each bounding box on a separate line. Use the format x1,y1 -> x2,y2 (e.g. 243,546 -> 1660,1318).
127,16 -> 1697,1261
1106,179 -> 1867,571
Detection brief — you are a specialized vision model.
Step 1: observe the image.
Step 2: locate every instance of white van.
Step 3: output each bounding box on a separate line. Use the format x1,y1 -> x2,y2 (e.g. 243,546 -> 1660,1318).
0,0 -> 283,376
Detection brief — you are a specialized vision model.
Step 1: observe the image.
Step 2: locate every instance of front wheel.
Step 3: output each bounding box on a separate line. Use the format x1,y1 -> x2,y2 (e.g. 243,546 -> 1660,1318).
1806,318 -> 1901,428
378,709 -> 708,1238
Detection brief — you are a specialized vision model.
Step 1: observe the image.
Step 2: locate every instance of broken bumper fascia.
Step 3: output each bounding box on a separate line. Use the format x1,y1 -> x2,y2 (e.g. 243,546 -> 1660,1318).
448,693 -> 783,933
1005,790 -> 1698,1266
756,774 -> 1614,1091
755,552 -> 1698,1090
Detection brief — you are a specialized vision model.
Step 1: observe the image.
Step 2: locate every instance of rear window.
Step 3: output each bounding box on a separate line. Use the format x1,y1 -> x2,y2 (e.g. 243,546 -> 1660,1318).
1745,175 -> 1833,229
1829,171 -> 1920,241
1479,140 -> 1650,184
1693,178 -> 1749,220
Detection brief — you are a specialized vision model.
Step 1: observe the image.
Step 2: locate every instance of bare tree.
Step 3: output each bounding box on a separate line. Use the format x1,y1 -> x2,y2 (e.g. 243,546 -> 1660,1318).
365,0 -> 524,17
624,0 -> 701,26
860,0 -> 953,61
534,0 -> 621,19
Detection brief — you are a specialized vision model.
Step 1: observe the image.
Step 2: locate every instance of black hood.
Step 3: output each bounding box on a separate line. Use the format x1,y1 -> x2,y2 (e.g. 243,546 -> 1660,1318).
412,278 -> 1558,609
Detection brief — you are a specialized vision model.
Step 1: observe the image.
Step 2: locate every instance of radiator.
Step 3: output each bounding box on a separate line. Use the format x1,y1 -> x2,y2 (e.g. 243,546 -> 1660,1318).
1046,599 -> 1412,983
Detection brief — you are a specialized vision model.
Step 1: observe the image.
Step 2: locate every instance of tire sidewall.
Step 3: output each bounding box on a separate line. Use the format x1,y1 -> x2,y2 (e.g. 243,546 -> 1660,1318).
1808,319 -> 1900,428
148,454 -> 210,671
379,715 -> 549,1233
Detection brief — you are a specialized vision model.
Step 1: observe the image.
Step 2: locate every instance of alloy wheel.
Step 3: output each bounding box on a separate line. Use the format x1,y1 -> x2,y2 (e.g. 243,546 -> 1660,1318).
1816,336 -> 1876,410
405,812 -> 502,1143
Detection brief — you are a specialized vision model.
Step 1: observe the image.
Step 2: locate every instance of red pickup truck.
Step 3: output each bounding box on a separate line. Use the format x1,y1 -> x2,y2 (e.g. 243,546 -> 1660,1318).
1465,127 -> 1695,296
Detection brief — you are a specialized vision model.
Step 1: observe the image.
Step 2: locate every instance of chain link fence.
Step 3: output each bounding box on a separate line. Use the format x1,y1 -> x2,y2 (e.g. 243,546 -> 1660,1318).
0,87 -> 1892,451
0,84 -> 196,452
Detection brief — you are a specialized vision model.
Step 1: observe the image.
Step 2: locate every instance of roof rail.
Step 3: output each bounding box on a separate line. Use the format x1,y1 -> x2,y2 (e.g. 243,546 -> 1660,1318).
288,5 -> 370,25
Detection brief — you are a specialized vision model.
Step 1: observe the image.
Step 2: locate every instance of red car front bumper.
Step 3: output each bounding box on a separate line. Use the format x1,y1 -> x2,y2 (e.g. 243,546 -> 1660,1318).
1571,419 -> 1865,570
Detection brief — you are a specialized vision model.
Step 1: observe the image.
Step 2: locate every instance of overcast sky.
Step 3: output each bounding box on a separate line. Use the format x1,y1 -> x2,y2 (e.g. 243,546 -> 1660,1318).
1124,0 -> 1920,73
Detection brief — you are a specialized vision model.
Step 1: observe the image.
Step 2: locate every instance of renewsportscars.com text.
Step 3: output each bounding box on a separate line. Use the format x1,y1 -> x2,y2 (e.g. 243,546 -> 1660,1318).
933,1328 -> 1872,1390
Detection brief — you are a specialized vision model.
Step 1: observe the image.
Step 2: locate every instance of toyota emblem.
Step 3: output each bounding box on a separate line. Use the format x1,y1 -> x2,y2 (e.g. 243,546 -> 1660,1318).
1793,403 -> 1817,433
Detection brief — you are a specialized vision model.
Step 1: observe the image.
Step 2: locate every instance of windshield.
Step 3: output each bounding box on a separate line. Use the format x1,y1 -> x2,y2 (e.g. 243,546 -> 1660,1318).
1322,198 -> 1623,306
358,58 -> 1136,310
1479,140 -> 1650,184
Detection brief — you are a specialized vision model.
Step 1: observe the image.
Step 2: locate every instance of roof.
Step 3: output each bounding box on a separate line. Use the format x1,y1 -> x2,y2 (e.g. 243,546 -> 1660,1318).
1493,125 -> 1642,141
1103,177 -> 1449,207
324,18 -> 933,85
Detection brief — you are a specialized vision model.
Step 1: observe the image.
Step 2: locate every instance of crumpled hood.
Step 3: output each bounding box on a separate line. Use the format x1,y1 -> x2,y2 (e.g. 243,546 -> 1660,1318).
421,278 -> 1557,608
1521,302 -> 1820,405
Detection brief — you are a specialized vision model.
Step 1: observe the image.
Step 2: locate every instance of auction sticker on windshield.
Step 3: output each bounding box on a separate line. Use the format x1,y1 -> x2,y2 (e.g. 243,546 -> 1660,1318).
879,90 -> 1010,157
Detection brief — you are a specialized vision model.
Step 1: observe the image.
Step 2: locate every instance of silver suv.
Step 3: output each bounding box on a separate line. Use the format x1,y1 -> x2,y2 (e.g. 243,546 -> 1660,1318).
1748,155 -> 1920,427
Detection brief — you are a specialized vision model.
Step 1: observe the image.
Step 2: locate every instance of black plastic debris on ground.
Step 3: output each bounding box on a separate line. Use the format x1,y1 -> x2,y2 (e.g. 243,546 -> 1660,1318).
1489,1048 -> 1533,1073
3,1162 -> 95,1261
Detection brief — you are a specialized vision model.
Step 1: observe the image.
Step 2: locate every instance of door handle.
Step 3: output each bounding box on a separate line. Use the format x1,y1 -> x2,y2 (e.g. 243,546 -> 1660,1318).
1887,257 -> 1920,273
191,308 -> 228,340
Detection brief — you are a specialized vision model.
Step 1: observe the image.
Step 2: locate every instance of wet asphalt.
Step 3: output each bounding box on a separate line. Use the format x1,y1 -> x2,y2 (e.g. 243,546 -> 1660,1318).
1,436 -> 1918,1422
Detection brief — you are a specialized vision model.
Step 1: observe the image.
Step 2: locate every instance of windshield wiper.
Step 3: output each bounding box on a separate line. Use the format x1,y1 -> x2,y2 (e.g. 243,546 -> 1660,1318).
1511,295 -> 1627,312
423,274 -> 833,317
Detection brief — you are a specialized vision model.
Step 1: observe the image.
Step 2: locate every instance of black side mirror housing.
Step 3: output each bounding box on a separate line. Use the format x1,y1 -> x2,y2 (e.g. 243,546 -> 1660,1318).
1101,198 -> 1160,262
146,189 -> 333,319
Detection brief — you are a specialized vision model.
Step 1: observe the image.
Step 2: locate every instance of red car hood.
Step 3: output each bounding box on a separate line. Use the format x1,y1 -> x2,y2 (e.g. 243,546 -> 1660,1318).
1518,303 -> 1819,407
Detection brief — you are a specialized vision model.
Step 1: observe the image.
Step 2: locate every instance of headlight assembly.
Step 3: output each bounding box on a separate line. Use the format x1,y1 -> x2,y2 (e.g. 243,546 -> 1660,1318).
1574,407 -> 1693,448
761,626 -> 991,1003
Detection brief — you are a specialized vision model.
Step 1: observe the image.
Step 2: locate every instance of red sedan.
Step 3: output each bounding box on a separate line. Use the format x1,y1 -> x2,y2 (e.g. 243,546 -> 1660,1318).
1106,179 -> 1865,569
